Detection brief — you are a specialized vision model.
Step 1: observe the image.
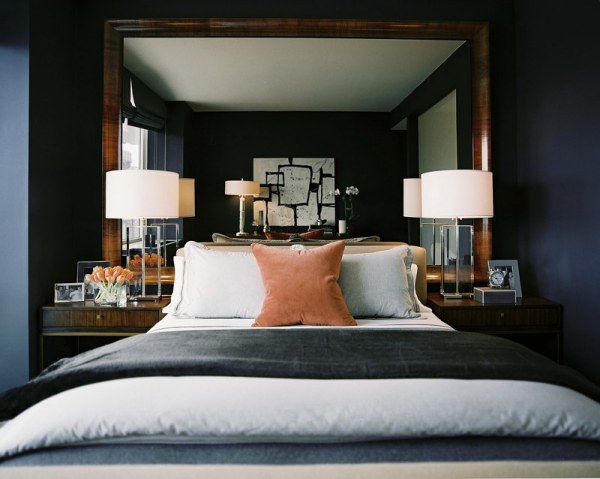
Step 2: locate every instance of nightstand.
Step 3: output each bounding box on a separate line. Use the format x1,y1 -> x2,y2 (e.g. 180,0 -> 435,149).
39,299 -> 169,372
427,293 -> 563,362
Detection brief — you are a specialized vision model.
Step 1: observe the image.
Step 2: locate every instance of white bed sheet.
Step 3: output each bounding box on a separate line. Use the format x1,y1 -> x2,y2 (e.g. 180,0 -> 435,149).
149,310 -> 453,333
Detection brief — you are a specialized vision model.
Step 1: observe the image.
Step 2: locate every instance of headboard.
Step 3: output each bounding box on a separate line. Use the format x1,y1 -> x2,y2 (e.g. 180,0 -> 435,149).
185,242 -> 427,304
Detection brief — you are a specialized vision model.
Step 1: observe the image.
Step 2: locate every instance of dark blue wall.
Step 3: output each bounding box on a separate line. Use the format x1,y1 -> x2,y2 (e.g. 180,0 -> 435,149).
0,1 -> 30,390
515,0 -> 600,383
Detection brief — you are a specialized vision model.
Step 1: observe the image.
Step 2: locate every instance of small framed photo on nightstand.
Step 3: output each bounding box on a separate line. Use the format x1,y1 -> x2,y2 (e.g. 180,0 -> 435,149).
54,282 -> 85,303
488,260 -> 522,298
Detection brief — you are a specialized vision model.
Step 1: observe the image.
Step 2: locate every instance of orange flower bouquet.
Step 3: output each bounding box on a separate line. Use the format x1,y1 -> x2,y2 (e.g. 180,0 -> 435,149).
128,252 -> 164,269
85,266 -> 134,307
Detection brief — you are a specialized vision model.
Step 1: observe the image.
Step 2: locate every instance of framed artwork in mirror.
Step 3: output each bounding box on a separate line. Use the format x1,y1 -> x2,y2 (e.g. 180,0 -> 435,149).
253,157 -> 335,227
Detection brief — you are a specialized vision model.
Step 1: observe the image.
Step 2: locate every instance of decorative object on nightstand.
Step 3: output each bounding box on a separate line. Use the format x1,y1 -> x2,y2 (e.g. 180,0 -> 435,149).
85,266 -> 134,307
474,287 -> 516,304
488,268 -> 506,288
106,169 -> 179,300
54,283 -> 85,303
77,260 -> 110,300
421,170 -> 493,299
225,179 -> 261,236
488,259 -> 522,297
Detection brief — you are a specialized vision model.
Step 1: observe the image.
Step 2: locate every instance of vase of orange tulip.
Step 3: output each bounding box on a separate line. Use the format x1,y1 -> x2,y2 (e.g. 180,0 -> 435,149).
86,266 -> 134,307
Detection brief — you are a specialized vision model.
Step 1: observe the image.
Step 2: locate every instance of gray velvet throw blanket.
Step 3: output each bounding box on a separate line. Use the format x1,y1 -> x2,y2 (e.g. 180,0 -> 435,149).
1,329 -> 598,420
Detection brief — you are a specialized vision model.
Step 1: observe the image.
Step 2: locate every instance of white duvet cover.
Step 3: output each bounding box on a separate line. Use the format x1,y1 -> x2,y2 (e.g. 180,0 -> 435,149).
1,375 -> 599,460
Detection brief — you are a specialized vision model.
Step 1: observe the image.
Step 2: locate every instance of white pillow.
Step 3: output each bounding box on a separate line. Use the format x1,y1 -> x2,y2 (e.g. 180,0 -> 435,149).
175,242 -> 265,318
162,255 -> 186,314
410,263 -> 430,313
338,246 -> 418,318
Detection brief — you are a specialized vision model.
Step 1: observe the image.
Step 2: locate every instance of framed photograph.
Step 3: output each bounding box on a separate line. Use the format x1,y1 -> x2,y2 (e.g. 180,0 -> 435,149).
54,282 -> 85,303
77,260 -> 110,300
488,260 -> 522,298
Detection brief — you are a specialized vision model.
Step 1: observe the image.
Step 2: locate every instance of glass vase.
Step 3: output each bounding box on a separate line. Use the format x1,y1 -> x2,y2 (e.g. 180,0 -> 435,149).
94,283 -> 127,307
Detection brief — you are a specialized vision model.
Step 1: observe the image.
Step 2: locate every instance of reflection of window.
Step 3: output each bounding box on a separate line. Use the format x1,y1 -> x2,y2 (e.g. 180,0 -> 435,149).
121,122 -> 149,248
419,90 -> 457,266
122,122 -> 147,171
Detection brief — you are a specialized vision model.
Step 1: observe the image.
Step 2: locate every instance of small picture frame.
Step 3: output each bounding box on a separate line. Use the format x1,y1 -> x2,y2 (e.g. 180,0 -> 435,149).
488,260 -> 522,298
77,260 -> 110,300
54,282 -> 85,303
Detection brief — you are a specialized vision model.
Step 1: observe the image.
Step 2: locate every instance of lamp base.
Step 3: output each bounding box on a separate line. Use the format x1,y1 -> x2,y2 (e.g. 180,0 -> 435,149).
441,292 -> 473,300
128,294 -> 161,302
236,231 -> 249,236
440,224 -> 474,298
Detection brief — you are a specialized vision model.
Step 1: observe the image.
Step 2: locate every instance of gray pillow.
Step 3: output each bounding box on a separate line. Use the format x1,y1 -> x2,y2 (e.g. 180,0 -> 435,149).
338,246 -> 418,318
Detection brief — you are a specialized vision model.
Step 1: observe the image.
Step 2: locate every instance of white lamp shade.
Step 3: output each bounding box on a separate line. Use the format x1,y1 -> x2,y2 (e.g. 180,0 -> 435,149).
225,180 -> 260,196
179,178 -> 196,217
106,169 -> 179,219
403,178 -> 422,218
421,170 -> 493,219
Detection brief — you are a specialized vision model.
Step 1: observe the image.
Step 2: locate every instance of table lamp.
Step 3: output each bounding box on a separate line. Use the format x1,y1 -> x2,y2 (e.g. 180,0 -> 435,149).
421,170 -> 493,298
106,169 -> 179,300
225,179 -> 260,236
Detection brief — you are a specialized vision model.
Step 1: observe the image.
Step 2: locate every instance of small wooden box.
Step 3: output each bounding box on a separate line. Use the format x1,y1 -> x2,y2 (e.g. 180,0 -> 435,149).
474,287 -> 516,304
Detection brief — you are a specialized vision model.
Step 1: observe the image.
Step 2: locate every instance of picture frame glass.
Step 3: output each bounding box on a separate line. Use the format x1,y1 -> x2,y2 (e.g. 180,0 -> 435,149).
487,260 -> 522,297
54,283 -> 85,303
77,261 -> 110,300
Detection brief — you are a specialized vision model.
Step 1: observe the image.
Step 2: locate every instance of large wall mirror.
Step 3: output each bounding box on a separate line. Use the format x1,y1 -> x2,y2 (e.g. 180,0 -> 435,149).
102,18 -> 491,282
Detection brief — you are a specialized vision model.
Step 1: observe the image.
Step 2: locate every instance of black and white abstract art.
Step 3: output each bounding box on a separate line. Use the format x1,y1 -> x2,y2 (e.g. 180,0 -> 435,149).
253,158 -> 336,227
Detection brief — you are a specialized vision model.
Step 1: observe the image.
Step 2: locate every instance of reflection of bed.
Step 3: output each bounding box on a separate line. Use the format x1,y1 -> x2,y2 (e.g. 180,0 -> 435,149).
0,242 -> 599,478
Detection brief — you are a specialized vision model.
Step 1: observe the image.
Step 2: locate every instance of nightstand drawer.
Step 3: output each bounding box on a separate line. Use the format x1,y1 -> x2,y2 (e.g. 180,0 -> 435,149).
439,307 -> 561,330
42,308 -> 162,331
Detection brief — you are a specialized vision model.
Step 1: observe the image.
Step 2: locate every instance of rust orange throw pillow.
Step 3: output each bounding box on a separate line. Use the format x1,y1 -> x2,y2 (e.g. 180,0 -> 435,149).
251,241 -> 356,327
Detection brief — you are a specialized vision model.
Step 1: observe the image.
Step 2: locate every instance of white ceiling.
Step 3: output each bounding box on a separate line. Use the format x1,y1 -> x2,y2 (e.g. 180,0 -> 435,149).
124,37 -> 464,113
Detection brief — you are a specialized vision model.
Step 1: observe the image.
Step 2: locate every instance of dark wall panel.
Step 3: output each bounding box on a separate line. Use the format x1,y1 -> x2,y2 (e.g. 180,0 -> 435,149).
28,0 -> 79,380
185,112 -> 406,241
515,0 -> 600,383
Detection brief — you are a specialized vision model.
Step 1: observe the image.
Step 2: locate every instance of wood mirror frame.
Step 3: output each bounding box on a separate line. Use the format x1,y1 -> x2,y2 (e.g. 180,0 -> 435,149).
102,18 -> 491,283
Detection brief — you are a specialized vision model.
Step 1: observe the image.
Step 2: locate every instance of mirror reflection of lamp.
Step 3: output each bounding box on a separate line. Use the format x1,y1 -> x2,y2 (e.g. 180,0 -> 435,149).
178,178 -> 196,219
225,179 -> 260,236
404,178 -> 433,263
105,169 -> 179,300
149,177 -> 196,262
175,177 -> 196,245
421,170 -> 493,299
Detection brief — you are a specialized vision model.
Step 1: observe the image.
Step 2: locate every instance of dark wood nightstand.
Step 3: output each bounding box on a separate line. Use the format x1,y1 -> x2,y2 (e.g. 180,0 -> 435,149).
427,293 -> 563,362
39,299 -> 169,372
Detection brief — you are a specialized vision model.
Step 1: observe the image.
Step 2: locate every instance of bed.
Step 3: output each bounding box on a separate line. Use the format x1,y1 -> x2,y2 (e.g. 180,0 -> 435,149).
0,241 -> 599,478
